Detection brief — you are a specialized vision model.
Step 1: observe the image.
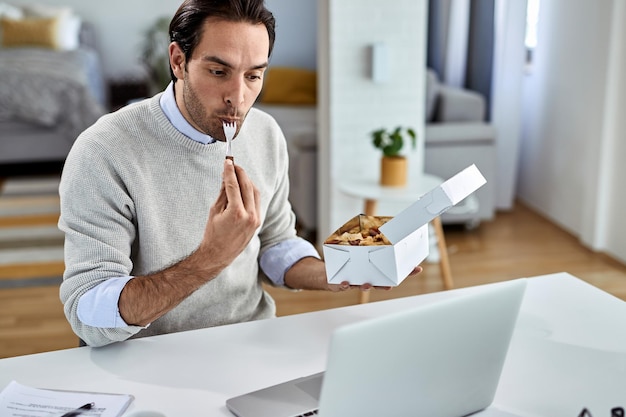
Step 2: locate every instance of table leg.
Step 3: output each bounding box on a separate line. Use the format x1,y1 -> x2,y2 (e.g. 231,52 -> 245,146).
432,216 -> 454,290
363,199 -> 377,216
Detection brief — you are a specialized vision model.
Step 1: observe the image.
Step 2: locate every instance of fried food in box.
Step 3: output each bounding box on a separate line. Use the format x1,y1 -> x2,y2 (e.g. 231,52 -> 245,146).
324,215 -> 393,246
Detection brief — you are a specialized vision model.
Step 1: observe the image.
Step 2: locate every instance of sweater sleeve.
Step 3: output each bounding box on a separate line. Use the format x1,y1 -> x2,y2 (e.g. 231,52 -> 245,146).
58,130 -> 145,347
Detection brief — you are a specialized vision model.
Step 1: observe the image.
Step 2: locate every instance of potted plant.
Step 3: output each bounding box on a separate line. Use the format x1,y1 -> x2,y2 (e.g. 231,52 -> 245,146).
371,126 -> 417,186
140,16 -> 171,94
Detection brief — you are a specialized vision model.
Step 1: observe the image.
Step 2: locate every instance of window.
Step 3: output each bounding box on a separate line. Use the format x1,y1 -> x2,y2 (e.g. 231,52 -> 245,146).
525,0 -> 541,66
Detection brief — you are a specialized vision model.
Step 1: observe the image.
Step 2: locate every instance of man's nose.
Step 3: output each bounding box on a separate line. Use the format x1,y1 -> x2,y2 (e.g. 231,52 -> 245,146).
224,78 -> 245,110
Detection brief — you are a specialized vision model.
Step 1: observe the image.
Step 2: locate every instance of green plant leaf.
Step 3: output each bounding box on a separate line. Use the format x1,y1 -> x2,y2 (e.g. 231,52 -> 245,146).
407,127 -> 417,149
370,126 -> 417,156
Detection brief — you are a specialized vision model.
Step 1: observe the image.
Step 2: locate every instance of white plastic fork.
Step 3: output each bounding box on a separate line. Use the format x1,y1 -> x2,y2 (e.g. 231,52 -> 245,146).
223,120 -> 236,161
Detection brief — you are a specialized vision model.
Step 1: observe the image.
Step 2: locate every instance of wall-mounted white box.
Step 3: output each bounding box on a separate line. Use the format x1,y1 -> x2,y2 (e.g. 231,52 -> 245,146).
371,42 -> 389,83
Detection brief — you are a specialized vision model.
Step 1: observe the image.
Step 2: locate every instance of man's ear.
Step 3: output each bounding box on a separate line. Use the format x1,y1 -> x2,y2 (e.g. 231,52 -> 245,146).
169,42 -> 186,80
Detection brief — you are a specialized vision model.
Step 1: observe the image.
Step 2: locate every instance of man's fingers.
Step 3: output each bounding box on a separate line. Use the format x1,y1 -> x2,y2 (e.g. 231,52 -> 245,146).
409,265 -> 423,276
213,178 -> 228,211
222,159 -> 243,209
335,281 -> 392,292
218,160 -> 261,233
235,162 -> 258,209
233,165 -> 261,230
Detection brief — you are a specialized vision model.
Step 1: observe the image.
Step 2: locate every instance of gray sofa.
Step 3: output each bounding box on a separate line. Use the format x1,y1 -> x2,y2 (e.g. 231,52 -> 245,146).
424,69 -> 497,227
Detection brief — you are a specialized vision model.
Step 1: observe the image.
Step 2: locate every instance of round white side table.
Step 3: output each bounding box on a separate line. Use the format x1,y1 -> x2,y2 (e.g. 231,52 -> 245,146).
337,173 -> 453,303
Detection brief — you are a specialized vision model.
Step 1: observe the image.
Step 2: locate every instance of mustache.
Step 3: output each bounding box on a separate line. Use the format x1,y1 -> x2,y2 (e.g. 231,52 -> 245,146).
218,106 -> 240,119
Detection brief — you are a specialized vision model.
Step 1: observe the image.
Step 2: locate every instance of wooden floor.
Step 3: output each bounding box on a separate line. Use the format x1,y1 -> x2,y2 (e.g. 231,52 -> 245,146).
1,201 -> 625,359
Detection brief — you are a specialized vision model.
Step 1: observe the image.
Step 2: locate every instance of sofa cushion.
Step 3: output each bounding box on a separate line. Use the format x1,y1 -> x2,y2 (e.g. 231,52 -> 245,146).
435,85 -> 486,122
1,17 -> 60,49
425,122 -> 496,145
260,67 -> 317,105
22,4 -> 82,51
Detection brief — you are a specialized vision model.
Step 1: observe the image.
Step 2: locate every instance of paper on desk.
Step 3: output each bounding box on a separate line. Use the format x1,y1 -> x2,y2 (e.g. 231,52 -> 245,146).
0,380 -> 133,417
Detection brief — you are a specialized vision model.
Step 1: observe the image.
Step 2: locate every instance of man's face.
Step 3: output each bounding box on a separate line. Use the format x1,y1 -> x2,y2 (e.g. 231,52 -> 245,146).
170,18 -> 269,141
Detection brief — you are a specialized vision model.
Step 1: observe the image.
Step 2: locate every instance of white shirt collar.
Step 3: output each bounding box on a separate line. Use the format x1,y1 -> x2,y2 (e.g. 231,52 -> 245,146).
159,82 -> 216,145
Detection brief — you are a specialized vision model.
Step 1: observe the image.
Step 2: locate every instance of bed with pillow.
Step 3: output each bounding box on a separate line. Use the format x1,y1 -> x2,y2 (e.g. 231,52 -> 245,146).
0,3 -> 106,178
254,67 -> 318,236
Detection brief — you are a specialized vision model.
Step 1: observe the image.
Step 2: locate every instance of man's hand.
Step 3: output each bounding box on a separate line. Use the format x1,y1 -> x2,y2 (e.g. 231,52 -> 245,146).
285,258 -> 423,292
197,159 -> 261,270
326,265 -> 423,292
119,159 -> 261,326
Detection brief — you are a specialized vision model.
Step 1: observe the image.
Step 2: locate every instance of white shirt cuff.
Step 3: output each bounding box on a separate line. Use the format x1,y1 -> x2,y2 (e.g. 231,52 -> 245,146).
77,276 -> 134,328
260,237 -> 321,286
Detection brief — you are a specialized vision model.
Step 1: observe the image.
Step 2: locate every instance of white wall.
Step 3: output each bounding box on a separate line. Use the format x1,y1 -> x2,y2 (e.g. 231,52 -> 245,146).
266,0 -> 317,70
518,0 -> 626,263
318,0 -> 428,238
8,0 -> 317,79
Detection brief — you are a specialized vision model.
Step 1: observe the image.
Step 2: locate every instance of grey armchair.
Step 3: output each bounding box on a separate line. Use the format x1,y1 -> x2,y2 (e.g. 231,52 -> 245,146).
424,69 -> 497,227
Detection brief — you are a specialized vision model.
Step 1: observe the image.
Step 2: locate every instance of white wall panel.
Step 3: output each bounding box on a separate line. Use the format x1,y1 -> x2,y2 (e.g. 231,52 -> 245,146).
318,0 -> 428,238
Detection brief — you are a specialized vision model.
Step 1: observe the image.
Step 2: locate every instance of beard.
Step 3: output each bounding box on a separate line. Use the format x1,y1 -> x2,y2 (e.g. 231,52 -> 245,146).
182,73 -> 225,140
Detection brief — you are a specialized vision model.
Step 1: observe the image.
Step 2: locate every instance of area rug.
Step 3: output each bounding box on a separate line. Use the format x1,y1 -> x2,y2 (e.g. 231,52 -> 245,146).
0,176 -> 64,288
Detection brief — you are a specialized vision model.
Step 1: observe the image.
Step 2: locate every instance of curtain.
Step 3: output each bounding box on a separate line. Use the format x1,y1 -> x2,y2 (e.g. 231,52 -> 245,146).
427,0 -> 495,120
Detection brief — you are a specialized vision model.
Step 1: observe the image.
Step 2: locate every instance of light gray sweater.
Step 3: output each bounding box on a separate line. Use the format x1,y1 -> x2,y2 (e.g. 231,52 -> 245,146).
59,94 -> 297,346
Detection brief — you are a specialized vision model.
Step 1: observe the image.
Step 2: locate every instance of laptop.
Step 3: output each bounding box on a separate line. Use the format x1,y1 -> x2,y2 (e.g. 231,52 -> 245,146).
226,279 -> 527,417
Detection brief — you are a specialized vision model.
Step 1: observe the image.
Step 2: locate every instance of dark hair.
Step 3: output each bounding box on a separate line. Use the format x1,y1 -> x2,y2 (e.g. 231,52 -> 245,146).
169,0 -> 276,82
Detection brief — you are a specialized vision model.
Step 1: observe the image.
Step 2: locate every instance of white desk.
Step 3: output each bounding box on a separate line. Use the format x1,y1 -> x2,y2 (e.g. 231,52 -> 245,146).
1,273 -> 625,416
338,173 -> 453,303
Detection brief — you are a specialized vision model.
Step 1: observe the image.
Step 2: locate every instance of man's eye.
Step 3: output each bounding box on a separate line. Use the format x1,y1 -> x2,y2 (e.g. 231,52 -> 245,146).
210,69 -> 226,76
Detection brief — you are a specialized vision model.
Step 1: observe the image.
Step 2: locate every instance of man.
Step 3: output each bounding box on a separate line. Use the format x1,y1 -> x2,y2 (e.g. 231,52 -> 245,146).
59,0 -> 421,347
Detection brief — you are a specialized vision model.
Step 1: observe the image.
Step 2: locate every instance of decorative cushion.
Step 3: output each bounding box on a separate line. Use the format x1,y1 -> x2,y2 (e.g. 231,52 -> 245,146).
260,67 -> 317,105
0,3 -> 23,19
21,4 -> 81,50
1,17 -> 60,49
0,2 -> 23,44
57,14 -> 81,50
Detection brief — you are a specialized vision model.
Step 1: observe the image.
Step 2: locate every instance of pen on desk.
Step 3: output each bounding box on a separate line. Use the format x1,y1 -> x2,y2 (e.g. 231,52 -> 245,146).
60,402 -> 94,417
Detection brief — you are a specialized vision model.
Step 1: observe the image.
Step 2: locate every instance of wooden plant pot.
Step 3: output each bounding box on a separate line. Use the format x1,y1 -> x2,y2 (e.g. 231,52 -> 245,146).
380,156 -> 407,187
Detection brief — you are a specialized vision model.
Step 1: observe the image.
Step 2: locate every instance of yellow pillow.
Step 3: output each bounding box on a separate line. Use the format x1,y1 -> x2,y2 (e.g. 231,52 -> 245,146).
261,67 -> 317,105
1,17 -> 60,49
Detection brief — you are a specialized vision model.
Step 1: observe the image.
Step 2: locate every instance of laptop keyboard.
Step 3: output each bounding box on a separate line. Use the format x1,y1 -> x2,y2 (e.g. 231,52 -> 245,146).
295,410 -> 319,416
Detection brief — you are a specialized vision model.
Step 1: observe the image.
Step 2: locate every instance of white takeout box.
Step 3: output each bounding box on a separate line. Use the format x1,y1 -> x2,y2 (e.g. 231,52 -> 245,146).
323,164 -> 487,286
